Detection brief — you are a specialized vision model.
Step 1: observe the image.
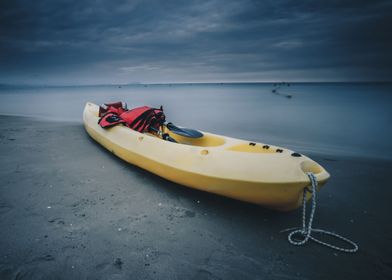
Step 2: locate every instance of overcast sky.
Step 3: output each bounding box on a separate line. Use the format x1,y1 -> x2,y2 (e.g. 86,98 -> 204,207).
0,0 -> 391,85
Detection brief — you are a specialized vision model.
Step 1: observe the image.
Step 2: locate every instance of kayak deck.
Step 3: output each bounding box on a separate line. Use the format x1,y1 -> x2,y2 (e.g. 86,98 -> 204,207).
83,102 -> 330,211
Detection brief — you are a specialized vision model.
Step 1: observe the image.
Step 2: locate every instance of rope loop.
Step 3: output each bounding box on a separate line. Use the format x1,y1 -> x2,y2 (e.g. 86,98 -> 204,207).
285,172 -> 359,253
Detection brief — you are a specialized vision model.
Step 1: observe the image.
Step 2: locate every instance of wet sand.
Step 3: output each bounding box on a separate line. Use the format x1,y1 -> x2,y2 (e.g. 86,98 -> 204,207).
0,115 -> 391,279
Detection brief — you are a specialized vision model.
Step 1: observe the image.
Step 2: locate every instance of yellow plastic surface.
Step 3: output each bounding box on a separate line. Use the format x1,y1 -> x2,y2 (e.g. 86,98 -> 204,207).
83,102 -> 330,211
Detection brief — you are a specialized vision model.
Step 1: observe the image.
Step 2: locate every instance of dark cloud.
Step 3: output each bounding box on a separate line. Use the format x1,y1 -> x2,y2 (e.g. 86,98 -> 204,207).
0,0 -> 391,84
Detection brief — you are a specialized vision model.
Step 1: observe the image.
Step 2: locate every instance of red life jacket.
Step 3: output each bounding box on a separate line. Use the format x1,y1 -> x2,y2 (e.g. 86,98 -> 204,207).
98,113 -> 127,128
98,101 -> 128,117
98,102 -> 165,133
120,106 -> 165,132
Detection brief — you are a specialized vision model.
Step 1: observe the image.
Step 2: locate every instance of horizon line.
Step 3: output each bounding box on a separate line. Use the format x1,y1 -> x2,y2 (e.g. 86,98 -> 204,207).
0,80 -> 391,88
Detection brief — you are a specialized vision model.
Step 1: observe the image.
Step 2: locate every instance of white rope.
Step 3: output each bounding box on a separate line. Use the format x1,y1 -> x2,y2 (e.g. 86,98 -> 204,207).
284,172 -> 358,253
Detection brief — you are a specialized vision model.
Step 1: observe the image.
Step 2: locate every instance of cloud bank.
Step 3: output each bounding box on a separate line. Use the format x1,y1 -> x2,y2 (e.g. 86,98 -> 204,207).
0,0 -> 391,84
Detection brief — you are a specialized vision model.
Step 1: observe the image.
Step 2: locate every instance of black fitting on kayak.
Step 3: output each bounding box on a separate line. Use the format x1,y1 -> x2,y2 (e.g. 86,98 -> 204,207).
291,152 -> 302,157
262,145 -> 270,149
162,133 -> 177,143
249,142 -> 256,146
148,126 -> 177,143
276,149 -> 283,153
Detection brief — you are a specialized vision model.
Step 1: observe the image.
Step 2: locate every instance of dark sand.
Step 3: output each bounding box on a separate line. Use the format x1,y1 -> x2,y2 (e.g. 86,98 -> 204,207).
0,115 -> 391,280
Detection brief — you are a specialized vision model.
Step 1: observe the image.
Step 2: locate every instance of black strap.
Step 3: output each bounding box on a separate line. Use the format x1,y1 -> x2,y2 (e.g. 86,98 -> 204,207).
134,110 -> 155,131
129,108 -> 155,128
138,112 -> 156,132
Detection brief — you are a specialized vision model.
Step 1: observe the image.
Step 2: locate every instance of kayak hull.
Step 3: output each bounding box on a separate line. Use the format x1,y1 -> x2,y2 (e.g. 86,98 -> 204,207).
83,102 -> 330,211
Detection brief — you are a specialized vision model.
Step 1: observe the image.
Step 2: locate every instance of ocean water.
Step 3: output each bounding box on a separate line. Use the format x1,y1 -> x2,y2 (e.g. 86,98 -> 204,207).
0,83 -> 391,159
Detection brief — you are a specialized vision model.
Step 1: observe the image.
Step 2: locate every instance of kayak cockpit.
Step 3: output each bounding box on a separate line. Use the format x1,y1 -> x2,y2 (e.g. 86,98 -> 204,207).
161,127 -> 226,147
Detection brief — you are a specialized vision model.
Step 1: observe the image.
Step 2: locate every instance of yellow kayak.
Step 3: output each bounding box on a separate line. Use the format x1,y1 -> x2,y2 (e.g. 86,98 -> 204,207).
83,102 -> 330,211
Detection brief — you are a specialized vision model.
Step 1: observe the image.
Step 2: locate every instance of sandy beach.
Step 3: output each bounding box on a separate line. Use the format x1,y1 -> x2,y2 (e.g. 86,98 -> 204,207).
0,114 -> 391,279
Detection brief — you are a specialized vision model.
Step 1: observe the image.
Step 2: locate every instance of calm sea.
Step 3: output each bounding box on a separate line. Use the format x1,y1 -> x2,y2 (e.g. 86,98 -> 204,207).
1,83 -> 391,159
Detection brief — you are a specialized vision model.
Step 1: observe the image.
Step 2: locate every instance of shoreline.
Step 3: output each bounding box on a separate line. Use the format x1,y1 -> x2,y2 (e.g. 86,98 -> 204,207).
0,115 -> 391,279
1,113 -> 389,161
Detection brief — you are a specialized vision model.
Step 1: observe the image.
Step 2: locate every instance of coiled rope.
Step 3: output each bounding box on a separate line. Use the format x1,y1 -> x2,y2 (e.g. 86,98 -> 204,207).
284,172 -> 358,253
